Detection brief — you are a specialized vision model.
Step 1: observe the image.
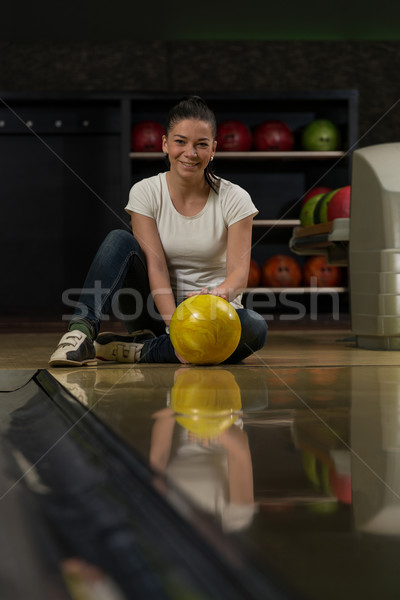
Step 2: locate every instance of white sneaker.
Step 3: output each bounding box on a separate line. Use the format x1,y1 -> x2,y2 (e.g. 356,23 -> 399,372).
94,330 -> 155,363
51,369 -> 97,405
49,331 -> 97,367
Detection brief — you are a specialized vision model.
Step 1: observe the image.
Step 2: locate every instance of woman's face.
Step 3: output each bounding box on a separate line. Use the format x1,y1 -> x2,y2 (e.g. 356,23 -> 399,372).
162,119 -> 217,180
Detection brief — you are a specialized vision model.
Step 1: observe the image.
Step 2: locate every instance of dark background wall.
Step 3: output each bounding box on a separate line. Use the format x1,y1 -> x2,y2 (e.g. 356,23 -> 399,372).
2,0 -> 400,147
0,40 -> 399,147
1,2 -> 400,318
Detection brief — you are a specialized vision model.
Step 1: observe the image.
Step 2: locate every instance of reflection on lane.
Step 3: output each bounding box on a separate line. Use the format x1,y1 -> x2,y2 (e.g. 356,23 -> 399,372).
54,364 -> 400,600
4,371 -> 277,600
151,368 -> 256,533
351,367 -> 400,536
3,378 -> 171,599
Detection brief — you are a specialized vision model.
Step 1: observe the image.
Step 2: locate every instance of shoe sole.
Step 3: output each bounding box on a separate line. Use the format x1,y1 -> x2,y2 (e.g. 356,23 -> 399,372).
49,358 -> 97,367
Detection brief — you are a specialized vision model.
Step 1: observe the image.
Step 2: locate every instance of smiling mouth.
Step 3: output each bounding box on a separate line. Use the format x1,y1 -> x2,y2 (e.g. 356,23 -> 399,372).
180,161 -> 198,167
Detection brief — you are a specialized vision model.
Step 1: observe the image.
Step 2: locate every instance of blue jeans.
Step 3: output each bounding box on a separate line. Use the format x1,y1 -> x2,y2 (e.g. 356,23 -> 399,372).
71,229 -> 268,364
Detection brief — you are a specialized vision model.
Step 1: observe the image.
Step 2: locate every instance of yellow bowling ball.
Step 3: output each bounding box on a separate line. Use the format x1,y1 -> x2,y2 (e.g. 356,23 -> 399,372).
171,369 -> 242,438
169,294 -> 241,364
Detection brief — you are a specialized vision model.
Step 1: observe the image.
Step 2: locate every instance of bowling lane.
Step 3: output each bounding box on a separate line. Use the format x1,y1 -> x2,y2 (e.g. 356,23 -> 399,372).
52,363 -> 400,600
1,369 -> 275,600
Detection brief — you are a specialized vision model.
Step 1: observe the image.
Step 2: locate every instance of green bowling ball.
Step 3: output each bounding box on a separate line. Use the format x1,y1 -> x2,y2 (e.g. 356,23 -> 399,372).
313,189 -> 340,224
300,193 -> 325,227
302,119 -> 341,151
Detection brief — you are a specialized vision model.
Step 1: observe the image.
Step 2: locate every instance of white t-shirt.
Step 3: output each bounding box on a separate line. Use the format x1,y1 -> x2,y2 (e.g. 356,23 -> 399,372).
166,435 -> 257,533
125,172 -> 258,308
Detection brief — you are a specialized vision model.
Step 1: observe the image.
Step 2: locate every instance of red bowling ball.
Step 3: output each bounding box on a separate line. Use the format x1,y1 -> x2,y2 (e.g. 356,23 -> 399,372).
327,185 -> 351,221
131,121 -> 165,152
253,120 -> 294,151
216,120 -> 252,151
301,186 -> 332,207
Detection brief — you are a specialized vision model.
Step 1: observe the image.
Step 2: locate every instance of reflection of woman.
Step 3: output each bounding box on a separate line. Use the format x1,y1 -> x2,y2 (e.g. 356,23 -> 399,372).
150,369 -> 256,532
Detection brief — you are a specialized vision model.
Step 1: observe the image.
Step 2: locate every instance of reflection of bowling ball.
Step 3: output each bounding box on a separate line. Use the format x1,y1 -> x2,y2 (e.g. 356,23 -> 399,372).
329,468 -> 352,505
301,119 -> 341,151
300,193 -> 325,227
303,256 -> 342,287
302,450 -> 351,507
247,259 -> 261,287
171,369 -> 241,438
308,367 -> 340,388
253,120 -> 294,151
170,295 -> 242,364
131,121 -> 165,152
327,185 -> 351,220
261,255 -> 302,287
216,120 -> 252,151
302,450 -> 330,489
301,450 -> 338,513
301,186 -> 332,207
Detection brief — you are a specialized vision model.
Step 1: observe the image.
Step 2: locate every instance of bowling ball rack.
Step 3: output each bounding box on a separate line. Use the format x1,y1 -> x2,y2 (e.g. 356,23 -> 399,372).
289,218 -> 350,266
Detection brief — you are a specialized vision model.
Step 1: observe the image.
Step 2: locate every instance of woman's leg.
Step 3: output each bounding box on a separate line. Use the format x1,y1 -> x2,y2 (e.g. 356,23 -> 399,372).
139,308 -> 268,365
69,229 -> 163,339
56,231 -> 267,366
117,260 -> 165,337
139,335 -> 180,363
49,229 -> 166,366
68,228 -> 178,363
223,309 -> 268,364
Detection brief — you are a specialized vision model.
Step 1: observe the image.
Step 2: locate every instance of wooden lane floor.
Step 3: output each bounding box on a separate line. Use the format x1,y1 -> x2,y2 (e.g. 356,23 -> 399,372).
3,326 -> 400,371
46,360 -> 400,600
2,326 -> 400,599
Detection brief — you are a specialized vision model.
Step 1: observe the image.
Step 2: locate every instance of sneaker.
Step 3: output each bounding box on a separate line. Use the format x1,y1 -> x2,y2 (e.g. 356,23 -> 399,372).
94,329 -> 156,363
49,331 -> 97,367
51,369 -> 97,405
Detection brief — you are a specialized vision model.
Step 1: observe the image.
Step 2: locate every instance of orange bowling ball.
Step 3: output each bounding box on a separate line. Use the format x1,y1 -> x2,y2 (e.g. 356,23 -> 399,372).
169,294 -> 242,365
261,255 -> 303,287
247,259 -> 261,287
303,256 -> 342,287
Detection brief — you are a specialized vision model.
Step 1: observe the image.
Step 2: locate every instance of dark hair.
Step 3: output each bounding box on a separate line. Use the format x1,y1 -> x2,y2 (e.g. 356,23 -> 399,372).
165,95 -> 220,192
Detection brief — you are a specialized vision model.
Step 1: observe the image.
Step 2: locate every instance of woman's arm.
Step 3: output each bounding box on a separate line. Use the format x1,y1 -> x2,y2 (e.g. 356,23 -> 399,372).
210,214 -> 254,301
219,426 -> 254,505
130,212 -> 176,326
149,408 -> 176,473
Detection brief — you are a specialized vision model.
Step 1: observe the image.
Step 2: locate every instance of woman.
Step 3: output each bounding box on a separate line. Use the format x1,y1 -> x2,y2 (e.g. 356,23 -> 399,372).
49,96 -> 268,366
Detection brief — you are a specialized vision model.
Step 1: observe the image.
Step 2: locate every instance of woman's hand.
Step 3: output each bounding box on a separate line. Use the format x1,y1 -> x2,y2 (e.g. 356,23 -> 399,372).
186,287 -> 228,301
209,288 -> 228,300
174,349 -> 190,364
186,287 -> 209,297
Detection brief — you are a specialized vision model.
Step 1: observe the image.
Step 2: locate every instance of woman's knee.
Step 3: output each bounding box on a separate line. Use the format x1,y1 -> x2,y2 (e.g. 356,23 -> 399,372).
239,309 -> 268,351
103,229 -> 137,250
99,229 -> 142,260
